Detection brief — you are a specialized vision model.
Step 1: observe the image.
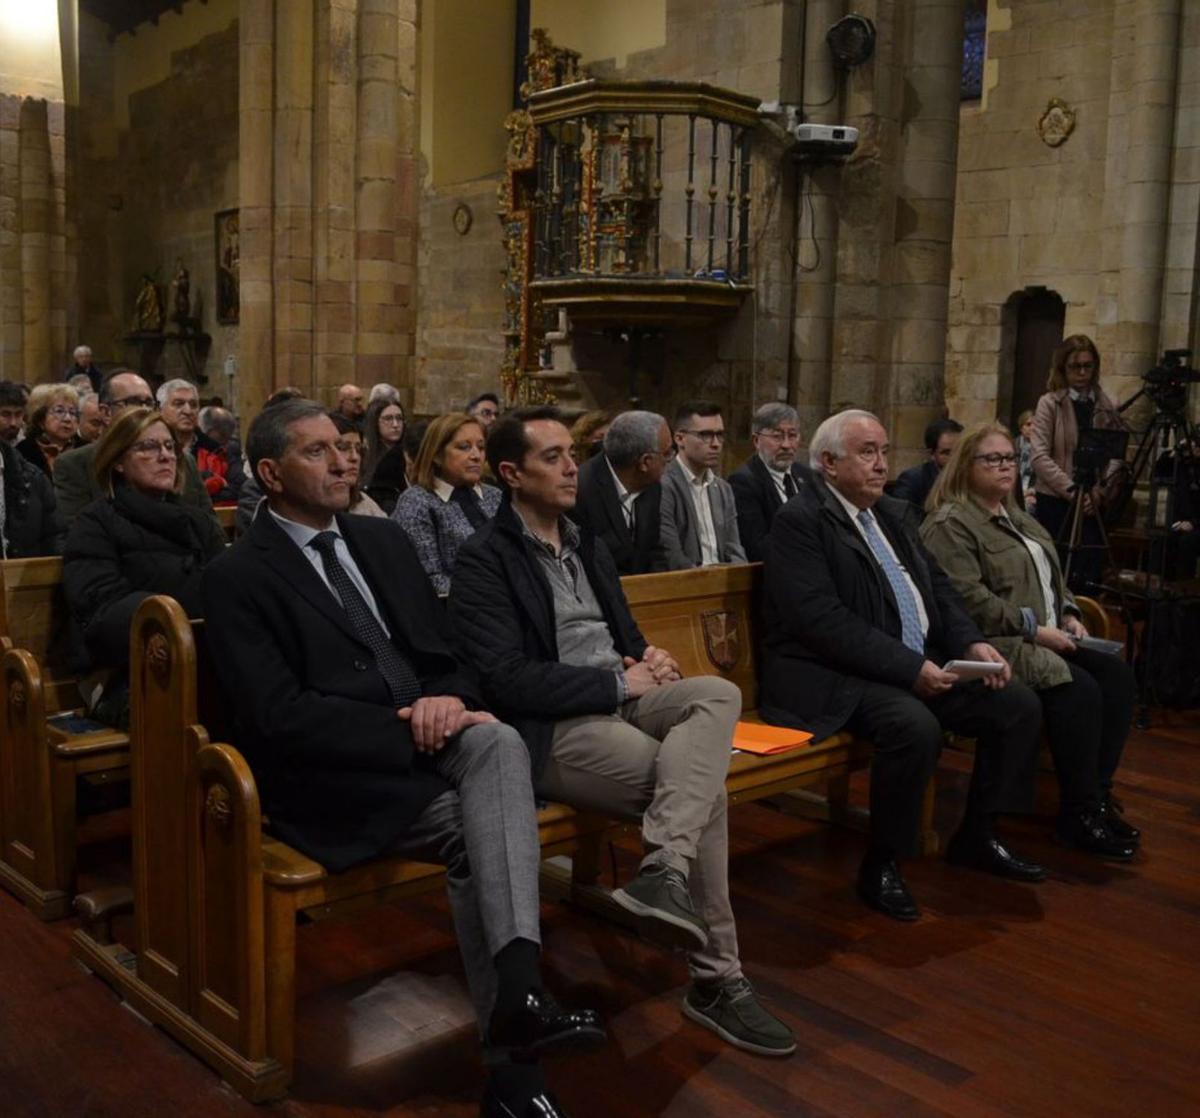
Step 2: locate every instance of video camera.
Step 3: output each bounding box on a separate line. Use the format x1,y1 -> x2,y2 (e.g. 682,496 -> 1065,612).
1143,348 -> 1200,414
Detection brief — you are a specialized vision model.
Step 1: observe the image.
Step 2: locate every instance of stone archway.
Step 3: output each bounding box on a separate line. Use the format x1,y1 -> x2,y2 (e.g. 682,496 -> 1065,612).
999,287 -> 1064,431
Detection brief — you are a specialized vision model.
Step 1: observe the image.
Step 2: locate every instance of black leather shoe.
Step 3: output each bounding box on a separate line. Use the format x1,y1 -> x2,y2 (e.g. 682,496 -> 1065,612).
481,1088 -> 571,1118
946,831 -> 1047,882
489,989 -> 606,1058
856,858 -> 920,921
1055,811 -> 1137,861
1098,795 -> 1141,844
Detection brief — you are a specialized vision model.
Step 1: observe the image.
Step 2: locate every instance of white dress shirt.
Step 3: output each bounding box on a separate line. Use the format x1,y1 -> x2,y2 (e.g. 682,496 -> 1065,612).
678,457 -> 721,566
829,486 -> 930,638
269,508 -> 390,635
764,461 -> 791,504
606,458 -> 638,530
432,476 -> 485,504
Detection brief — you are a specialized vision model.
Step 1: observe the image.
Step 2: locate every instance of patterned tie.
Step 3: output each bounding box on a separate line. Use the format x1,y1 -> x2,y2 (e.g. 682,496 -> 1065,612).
450,485 -> 487,530
783,471 -> 797,500
856,510 -> 926,655
309,531 -> 423,706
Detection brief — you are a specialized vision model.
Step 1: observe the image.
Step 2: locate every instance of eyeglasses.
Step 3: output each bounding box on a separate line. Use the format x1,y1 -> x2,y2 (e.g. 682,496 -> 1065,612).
130,438 -> 178,457
379,414 -> 406,426
48,406 -> 80,420
1066,360 -> 1096,372
335,439 -> 363,457
973,453 -> 1018,469
649,445 -> 678,462
678,429 -> 726,443
759,427 -> 801,444
111,396 -> 157,411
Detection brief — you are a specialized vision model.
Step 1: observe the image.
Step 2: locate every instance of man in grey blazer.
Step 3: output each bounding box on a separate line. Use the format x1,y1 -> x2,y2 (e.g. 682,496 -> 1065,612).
660,400 -> 747,570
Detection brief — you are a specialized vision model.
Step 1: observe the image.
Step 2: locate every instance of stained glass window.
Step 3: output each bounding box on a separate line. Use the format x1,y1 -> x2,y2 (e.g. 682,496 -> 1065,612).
962,0 -> 987,101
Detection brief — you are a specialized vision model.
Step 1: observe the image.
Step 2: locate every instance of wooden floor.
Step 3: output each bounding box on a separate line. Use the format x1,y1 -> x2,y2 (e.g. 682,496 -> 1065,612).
2,709 -> 1198,1118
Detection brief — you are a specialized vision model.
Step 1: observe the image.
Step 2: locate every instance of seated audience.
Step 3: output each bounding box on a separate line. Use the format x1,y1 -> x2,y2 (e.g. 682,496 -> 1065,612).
568,409 -> 612,462
1029,334 -> 1126,590
761,409 -> 1044,920
391,412 -> 499,596
202,400 -> 601,1118
728,402 -> 814,562
17,384 -> 82,478
920,422 -> 1139,857
891,417 -> 962,513
450,408 -> 796,1058
234,388 -> 306,534
660,399 -> 746,569
328,412 -> 387,517
157,378 -> 202,453
571,410 -> 671,576
335,382 -> 366,431
63,344 -> 102,393
68,373 -> 94,395
20,384 -> 80,470
78,392 -> 104,443
1,431 -> 60,558
1014,409 -> 1037,512
363,397 -> 407,477
466,392 -> 501,435
56,371 -> 219,529
62,408 -> 226,727
367,382 -> 401,405
0,380 -> 28,445
196,405 -> 246,502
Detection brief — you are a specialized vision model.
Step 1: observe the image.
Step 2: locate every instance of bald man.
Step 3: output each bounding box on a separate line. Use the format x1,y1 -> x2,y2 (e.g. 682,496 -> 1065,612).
335,383 -> 366,432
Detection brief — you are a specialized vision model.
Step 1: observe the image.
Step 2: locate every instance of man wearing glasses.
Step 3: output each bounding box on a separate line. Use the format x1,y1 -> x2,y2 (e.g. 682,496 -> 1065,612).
571,410 -> 671,575
660,400 -> 746,569
54,370 -> 221,530
728,402 -> 815,562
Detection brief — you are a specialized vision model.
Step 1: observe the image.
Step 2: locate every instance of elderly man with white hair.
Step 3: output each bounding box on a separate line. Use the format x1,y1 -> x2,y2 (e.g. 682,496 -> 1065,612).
64,345 -> 103,393
760,408 -> 1044,921
570,410 -> 672,575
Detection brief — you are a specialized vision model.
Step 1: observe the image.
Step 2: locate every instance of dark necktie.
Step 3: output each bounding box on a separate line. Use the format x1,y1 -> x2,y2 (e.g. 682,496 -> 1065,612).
309,531 -> 423,706
450,485 -> 488,530
783,471 -> 797,500
856,511 -> 925,655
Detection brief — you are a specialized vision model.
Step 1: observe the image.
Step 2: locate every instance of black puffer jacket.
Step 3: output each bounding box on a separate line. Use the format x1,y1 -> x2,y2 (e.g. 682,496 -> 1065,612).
1,439 -> 61,558
448,497 -> 647,778
63,484 -> 227,673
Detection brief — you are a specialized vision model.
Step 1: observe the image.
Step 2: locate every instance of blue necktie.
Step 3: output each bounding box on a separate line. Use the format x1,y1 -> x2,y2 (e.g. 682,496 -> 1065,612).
856,510 -> 925,655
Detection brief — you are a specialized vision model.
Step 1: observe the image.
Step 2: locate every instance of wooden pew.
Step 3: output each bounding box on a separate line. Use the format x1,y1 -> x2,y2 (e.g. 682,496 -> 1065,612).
73,565 -> 925,1101
73,595 -> 612,1101
0,558 -> 129,919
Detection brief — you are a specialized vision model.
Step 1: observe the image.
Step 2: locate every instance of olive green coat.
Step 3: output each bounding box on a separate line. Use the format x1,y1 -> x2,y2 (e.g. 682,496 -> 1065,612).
919,498 -> 1076,690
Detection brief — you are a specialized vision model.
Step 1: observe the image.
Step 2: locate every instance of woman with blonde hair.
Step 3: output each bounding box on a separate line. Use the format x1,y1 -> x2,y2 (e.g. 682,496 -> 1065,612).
1029,334 -> 1126,586
62,408 -> 226,725
391,411 -> 500,595
921,421 -> 1140,861
16,383 -> 82,477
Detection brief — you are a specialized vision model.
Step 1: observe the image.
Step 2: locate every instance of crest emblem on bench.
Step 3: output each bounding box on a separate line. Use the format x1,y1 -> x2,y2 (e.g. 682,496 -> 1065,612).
701,610 -> 741,672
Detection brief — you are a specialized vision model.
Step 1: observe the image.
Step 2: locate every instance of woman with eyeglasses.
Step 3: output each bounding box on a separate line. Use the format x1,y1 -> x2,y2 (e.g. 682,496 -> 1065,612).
16,383 -> 83,478
391,412 -> 500,596
361,397 -> 409,514
328,412 -> 387,517
1029,334 -> 1127,587
62,408 -> 226,727
920,421 -> 1140,860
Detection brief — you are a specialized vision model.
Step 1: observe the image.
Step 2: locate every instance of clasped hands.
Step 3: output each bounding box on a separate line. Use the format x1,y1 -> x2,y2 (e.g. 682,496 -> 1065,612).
913,642 -> 1011,699
398,696 -> 497,753
622,644 -> 682,698
1035,613 -> 1087,654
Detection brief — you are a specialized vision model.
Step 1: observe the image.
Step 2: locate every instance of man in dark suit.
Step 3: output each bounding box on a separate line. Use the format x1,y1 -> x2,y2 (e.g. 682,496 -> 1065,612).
202,400 -> 600,1118
571,410 -> 670,575
451,407 -> 795,1059
761,409 -> 1044,921
728,402 -> 814,562
891,417 -> 963,513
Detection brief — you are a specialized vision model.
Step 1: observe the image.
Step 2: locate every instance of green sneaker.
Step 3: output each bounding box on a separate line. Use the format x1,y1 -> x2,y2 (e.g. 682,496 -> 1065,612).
682,977 -> 796,1057
612,864 -> 708,951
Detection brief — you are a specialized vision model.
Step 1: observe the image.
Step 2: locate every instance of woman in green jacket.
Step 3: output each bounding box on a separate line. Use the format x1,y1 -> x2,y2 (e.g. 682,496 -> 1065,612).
920,421 -> 1139,860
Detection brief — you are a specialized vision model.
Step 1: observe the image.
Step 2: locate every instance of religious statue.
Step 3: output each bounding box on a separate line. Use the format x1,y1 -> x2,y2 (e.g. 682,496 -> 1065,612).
133,274 -> 164,333
169,259 -> 191,326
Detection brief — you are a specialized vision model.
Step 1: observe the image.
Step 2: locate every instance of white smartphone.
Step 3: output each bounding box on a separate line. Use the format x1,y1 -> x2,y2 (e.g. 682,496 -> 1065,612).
943,659 -> 1005,680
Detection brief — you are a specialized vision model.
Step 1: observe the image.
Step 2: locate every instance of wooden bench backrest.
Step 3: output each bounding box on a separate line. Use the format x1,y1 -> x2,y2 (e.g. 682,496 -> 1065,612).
622,563 -> 761,711
0,558 -> 76,713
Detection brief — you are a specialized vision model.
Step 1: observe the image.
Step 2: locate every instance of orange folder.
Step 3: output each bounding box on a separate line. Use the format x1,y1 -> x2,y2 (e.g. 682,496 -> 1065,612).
733,721 -> 813,755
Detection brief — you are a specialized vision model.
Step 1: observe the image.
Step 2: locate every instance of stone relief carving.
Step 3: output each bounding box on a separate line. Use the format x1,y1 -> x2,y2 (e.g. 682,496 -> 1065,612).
1037,98 -> 1076,147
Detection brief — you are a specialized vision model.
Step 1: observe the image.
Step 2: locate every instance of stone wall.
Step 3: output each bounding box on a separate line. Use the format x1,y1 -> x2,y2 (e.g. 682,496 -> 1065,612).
946,0 -> 1200,429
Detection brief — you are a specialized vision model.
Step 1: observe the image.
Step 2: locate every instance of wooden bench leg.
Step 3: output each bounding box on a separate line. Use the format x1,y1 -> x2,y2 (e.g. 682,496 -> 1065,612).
919,777 -> 939,856
264,887 -> 297,1087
